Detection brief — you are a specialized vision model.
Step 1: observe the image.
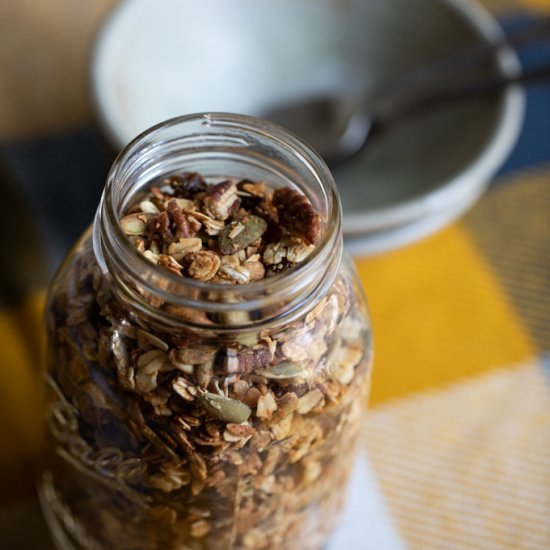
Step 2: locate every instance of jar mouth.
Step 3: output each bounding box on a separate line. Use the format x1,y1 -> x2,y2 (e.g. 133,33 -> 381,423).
95,113 -> 342,327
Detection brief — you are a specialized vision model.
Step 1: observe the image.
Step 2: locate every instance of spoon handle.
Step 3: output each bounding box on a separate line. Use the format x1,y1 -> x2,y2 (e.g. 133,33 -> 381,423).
382,63 -> 550,124
372,15 -> 550,101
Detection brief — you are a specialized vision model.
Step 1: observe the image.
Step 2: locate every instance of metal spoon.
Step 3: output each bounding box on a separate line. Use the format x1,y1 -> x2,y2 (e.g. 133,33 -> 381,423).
263,19 -> 550,167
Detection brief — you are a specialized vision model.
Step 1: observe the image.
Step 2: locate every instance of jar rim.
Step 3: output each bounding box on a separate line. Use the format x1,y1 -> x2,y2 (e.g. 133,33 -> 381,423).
95,112 -> 342,329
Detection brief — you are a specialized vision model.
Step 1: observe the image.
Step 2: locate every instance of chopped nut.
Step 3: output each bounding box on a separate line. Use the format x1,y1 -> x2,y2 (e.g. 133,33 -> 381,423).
241,180 -> 266,196
135,350 -> 168,392
139,200 -> 160,214
231,380 -> 250,400
150,210 -> 173,241
203,181 -> 240,221
263,241 -> 287,266
220,254 -> 240,269
166,198 -> 195,239
120,213 -> 150,236
256,392 -> 278,420
166,172 -> 207,198
222,346 -> 272,374
273,187 -> 322,245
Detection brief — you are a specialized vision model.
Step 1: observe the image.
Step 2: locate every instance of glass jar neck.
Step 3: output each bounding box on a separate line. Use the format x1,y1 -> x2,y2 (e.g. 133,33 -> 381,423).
93,113 -> 342,333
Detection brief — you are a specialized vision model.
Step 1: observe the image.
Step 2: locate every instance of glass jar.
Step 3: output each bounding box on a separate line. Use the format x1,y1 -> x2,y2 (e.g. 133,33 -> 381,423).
38,113 -> 372,550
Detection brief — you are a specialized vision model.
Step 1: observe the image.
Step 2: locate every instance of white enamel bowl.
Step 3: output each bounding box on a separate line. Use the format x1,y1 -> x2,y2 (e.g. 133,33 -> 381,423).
92,0 -> 524,254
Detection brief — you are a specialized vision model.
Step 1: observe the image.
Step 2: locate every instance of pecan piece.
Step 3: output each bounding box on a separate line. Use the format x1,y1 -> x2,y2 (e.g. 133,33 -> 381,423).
166,198 -> 195,238
164,172 -> 207,198
272,187 -> 322,245
222,346 -> 273,374
236,180 -> 267,209
148,210 -> 172,241
203,181 -> 240,221
147,199 -> 196,242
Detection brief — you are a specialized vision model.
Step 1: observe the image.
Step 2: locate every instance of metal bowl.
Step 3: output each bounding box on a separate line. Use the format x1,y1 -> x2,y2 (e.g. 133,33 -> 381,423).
92,0 -> 524,254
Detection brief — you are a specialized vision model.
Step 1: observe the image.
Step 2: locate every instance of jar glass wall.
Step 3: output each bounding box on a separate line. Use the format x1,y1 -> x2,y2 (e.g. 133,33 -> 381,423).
39,114 -> 372,550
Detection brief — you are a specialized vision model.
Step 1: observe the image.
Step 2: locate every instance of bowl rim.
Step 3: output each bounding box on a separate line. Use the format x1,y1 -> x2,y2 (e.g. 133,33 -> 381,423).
90,0 -> 135,151
90,0 -> 525,238
344,177 -> 486,256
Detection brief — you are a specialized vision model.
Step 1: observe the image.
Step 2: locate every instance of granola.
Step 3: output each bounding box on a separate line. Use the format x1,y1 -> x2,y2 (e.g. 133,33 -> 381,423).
120,173 -> 321,281
39,172 -> 372,550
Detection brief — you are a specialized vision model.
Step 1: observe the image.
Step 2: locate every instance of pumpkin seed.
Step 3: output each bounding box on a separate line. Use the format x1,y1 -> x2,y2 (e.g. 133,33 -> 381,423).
258,361 -> 304,379
198,392 -> 251,423
218,215 -> 267,255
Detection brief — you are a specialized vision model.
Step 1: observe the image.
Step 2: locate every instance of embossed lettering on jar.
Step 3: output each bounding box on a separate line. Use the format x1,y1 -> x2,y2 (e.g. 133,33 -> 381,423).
38,114 -> 373,550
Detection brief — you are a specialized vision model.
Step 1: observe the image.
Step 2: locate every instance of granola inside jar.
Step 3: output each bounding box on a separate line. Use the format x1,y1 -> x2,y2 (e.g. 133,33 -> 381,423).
39,114 -> 373,550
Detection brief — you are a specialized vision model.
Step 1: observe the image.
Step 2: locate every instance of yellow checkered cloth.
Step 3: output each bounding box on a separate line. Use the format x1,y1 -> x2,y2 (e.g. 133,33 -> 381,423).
0,0 -> 549,548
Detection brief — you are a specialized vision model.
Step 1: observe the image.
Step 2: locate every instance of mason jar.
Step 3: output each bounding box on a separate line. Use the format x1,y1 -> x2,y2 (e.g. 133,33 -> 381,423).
38,113 -> 373,550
